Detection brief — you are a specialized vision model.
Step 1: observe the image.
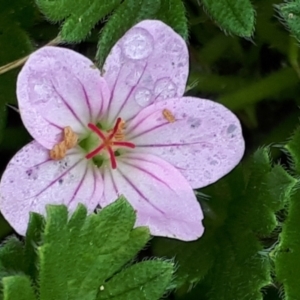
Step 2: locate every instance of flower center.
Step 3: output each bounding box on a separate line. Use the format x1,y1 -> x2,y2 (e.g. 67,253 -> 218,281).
85,118 -> 135,169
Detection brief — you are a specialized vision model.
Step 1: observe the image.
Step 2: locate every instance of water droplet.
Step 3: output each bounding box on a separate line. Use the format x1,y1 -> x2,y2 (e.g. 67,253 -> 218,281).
227,124 -> 237,134
165,39 -> 184,54
134,88 -> 153,107
25,167 -> 39,180
188,117 -> 201,129
125,63 -> 144,86
154,78 -> 177,101
209,159 -> 219,166
204,171 -> 211,179
122,28 -> 154,60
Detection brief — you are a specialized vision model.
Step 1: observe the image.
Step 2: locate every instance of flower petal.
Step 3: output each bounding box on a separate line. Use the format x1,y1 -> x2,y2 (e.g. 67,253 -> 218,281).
103,20 -> 188,123
100,153 -> 204,241
126,97 -> 245,189
17,46 -> 110,149
0,141 -> 103,235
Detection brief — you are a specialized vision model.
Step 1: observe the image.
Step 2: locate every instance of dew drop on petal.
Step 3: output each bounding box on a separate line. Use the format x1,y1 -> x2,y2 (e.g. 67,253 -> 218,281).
227,124 -> 237,134
122,28 -> 154,60
125,62 -> 145,86
154,78 -> 177,101
134,88 -> 153,107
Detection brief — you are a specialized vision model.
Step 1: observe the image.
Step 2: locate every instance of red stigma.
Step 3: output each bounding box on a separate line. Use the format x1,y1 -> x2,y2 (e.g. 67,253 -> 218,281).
85,119 -> 135,169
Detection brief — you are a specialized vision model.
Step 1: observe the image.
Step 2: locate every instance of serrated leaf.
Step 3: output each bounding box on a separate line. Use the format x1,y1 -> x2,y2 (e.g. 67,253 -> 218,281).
35,0 -> 73,22
96,0 -> 161,67
202,0 -> 255,37
39,198 -> 150,300
276,1 -> 300,41
0,237 -> 25,276
2,276 -> 37,300
24,212 -> 45,283
60,0 -> 121,42
274,187 -> 300,300
157,0 -> 188,40
97,260 -> 173,300
285,126 -> 300,174
154,148 -> 296,298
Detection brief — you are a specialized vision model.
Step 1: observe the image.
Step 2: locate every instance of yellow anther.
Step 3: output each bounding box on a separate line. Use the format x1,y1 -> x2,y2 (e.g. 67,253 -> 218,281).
162,109 -> 175,123
49,127 -> 78,160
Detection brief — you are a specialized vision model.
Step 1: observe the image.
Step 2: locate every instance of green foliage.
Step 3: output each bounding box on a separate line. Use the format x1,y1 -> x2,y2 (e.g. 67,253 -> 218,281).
0,198 -> 174,300
96,260 -> 173,300
276,1 -> 300,41
35,0 -> 189,66
0,0 -> 35,144
96,0 -> 161,67
3,276 -> 37,300
201,0 -> 255,37
273,127 -> 300,300
154,148 -> 297,299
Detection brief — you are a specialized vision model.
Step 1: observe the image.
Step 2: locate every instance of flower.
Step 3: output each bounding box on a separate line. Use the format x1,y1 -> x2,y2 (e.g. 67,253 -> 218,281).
0,20 -> 244,241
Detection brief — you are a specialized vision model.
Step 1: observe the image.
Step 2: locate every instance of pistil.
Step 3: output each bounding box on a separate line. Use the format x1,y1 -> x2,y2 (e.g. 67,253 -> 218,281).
86,118 -> 135,169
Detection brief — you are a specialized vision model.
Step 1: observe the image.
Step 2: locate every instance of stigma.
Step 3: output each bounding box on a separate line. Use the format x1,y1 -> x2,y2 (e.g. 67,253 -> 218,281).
86,118 -> 135,169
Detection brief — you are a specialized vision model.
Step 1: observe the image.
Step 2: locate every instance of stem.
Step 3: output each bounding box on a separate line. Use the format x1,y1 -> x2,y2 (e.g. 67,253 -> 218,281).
0,37 -> 61,75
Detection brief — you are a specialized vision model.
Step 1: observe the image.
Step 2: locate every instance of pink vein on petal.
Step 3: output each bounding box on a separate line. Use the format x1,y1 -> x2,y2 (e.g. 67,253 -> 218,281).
112,62 -> 148,121
117,168 -> 166,215
67,164 -> 88,205
50,81 -> 86,128
120,159 -> 176,193
126,109 -> 162,135
76,77 -> 92,121
32,157 -> 85,199
128,121 -> 170,140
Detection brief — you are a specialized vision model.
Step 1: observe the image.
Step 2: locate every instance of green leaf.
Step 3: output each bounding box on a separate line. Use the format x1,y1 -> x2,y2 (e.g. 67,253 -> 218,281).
24,212 -> 45,282
2,276 -> 37,300
276,1 -> 300,41
285,126 -> 300,174
96,0 -> 161,67
157,0 -> 188,40
39,198 -> 150,300
60,0 -> 121,42
0,237 -> 25,276
154,148 -> 296,298
97,260 -> 173,300
35,0 -> 74,22
201,0 -> 255,37
274,187 -> 300,300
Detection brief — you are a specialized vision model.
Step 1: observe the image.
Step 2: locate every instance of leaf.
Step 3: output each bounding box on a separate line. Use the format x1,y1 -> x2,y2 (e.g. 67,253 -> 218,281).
153,148 -> 296,299
274,187 -> 300,300
97,260 -> 173,300
24,212 -> 45,283
276,1 -> 300,41
39,198 -> 150,300
60,0 -> 121,42
157,0 -> 188,40
0,237 -> 25,276
96,0 -> 161,67
201,0 -> 255,37
2,276 -> 37,300
284,126 -> 300,174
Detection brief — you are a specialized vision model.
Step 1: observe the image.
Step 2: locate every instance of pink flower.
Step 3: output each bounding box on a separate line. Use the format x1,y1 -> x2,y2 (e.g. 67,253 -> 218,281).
0,20 -> 244,241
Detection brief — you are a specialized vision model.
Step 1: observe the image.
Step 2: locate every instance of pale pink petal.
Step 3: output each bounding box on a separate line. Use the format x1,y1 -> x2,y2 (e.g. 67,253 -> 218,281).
17,46 -> 110,149
0,141 -> 103,235
103,20 -> 188,124
126,97 -> 245,189
100,153 -> 204,241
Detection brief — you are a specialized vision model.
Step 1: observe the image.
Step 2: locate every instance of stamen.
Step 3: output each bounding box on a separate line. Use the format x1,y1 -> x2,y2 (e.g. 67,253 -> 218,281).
162,109 -> 176,123
50,126 -> 78,160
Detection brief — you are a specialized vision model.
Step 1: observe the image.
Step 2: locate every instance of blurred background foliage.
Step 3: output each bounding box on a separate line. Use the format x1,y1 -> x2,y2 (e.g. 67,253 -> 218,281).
1,0 -> 300,299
